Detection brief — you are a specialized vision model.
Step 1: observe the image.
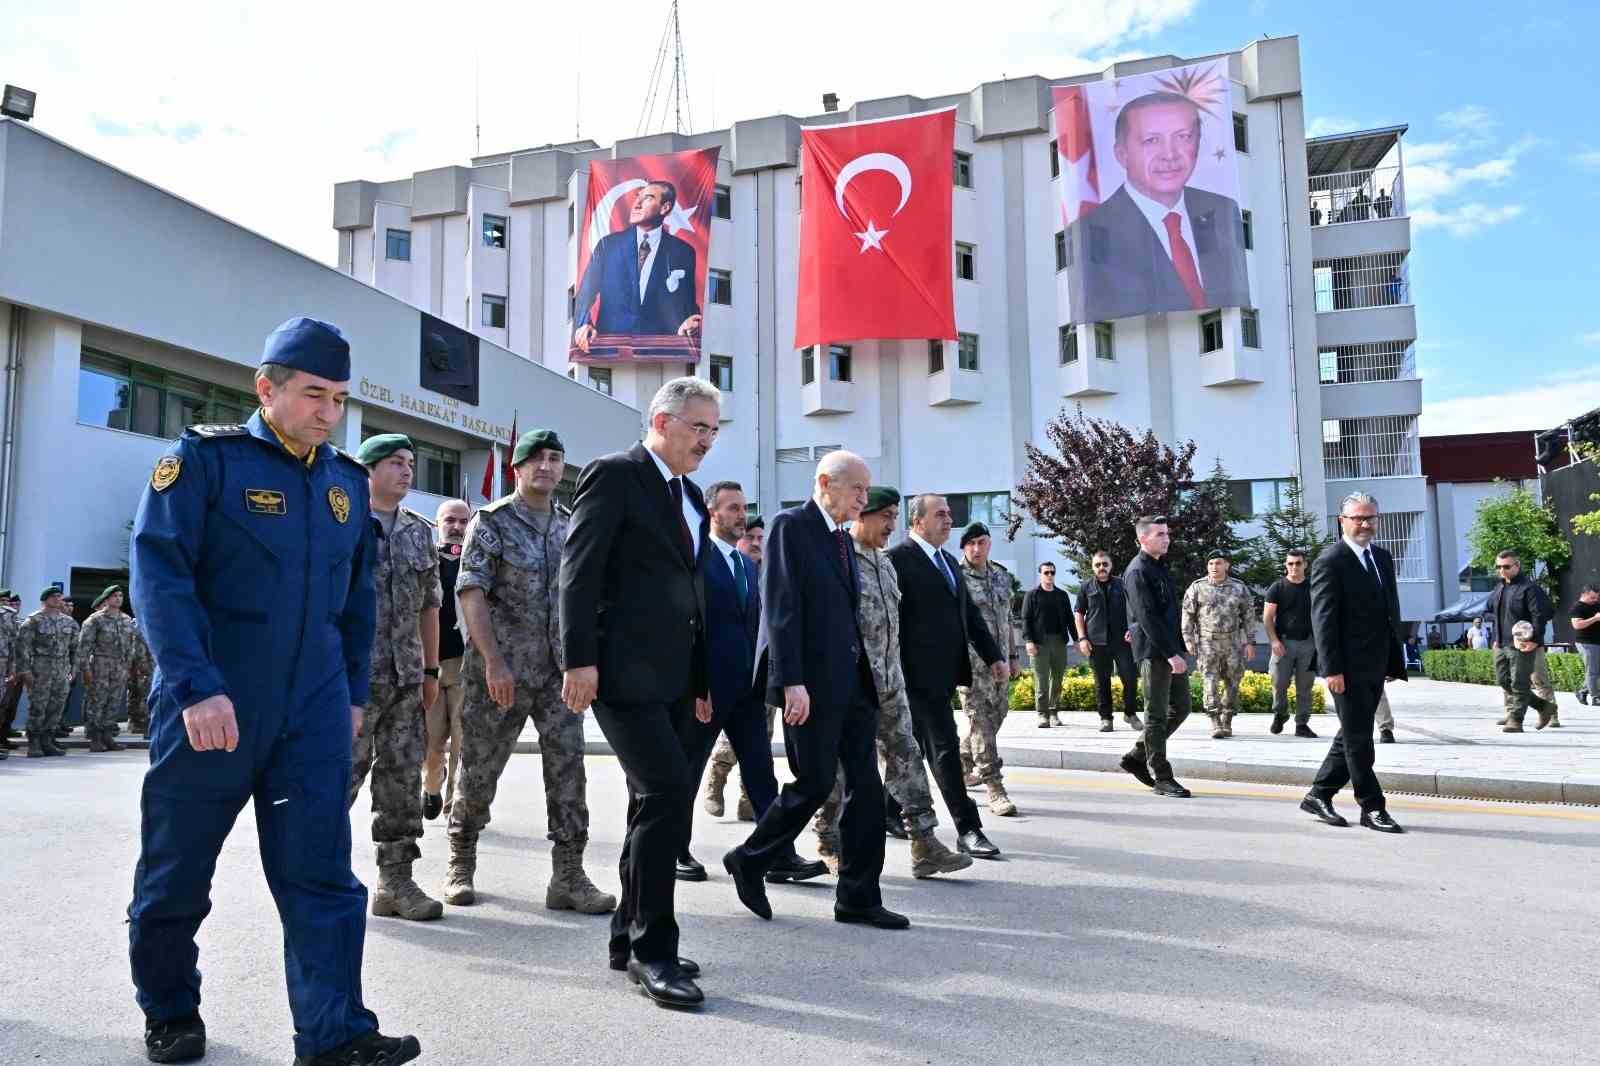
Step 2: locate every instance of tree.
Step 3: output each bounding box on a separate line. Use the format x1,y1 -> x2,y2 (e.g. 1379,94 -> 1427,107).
1466,483 -> 1570,593
1238,478 -> 1334,590
1169,459 -> 1248,586
1006,407 -> 1239,586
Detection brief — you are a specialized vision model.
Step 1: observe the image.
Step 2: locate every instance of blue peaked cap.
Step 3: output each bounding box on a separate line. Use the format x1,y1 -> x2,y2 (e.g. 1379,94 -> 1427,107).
261,317 -> 351,381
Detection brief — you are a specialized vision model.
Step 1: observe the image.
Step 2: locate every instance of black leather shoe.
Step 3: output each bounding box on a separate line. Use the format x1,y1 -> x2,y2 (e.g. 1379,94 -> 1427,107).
1151,779 -> 1191,798
834,904 -> 910,929
1379,728 -> 1395,744
884,819 -> 910,840
1270,714 -> 1287,735
627,958 -> 705,1008
1118,753 -> 1156,788
609,954 -> 700,978
145,1013 -> 205,1063
293,1030 -> 421,1065
1360,810 -> 1404,834
422,792 -> 443,820
956,829 -> 1000,859
766,855 -> 828,883
676,852 -> 708,882
1099,719 -> 1114,732
1299,795 -> 1348,827
1294,723 -> 1319,739
722,850 -> 772,919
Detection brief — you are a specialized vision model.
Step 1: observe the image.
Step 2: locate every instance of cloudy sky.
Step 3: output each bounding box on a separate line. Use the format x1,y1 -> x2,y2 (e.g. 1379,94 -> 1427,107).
3,0 -> 1595,435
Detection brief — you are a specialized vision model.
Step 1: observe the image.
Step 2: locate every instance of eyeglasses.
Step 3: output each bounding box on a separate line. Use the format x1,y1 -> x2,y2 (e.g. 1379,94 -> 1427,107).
1040,570 -> 1056,576
1092,563 -> 1110,569
1495,563 -> 1517,571
1339,513 -> 1377,526
667,413 -> 719,440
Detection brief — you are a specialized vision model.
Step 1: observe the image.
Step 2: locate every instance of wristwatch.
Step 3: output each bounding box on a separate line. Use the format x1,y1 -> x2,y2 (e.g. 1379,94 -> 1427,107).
423,667 -> 440,678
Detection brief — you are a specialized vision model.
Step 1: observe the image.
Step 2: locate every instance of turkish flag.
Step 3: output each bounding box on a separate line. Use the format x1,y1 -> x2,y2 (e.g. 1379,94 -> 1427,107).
795,108 -> 956,348
1052,85 -> 1100,227
481,412 -> 516,499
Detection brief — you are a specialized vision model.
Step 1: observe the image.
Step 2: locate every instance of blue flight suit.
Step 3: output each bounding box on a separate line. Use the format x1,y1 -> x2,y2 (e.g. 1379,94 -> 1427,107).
127,411 -> 380,1060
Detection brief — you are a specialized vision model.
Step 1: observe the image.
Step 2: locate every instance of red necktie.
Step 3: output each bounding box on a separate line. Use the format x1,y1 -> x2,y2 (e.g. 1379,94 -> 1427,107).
1163,212 -> 1207,310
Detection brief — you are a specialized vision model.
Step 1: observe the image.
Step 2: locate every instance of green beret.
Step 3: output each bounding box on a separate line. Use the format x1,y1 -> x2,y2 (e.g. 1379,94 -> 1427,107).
512,428 -> 565,466
92,585 -> 125,609
1207,550 -> 1231,562
861,486 -> 900,515
745,515 -> 764,531
960,521 -> 991,548
0,589 -> 11,599
40,587 -> 61,602
356,433 -> 414,468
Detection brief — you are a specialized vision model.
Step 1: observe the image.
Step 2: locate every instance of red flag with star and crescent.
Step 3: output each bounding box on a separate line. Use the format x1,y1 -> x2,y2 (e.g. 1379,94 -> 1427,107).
1053,85 -> 1100,227
795,108 -> 956,348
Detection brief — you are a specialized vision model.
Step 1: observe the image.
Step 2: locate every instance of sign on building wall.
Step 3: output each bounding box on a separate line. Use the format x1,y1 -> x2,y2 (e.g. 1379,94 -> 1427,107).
1054,60 -> 1251,323
419,312 -> 480,406
569,147 -> 720,366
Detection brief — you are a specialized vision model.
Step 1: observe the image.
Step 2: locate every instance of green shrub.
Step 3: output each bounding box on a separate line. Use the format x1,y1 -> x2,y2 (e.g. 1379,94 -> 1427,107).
1009,668 -> 1324,713
1422,649 -> 1584,692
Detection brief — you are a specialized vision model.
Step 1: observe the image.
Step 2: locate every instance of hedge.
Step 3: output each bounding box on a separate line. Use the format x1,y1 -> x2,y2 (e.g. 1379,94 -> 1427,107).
1422,649 -> 1587,692
1007,668 -> 1325,714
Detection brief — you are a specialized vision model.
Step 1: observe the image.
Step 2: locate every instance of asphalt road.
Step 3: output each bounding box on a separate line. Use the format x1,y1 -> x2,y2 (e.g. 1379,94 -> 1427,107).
3,753 -> 1595,1065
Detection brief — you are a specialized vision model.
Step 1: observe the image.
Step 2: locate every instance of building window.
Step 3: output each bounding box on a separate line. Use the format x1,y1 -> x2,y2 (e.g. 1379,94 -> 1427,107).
1318,341 -> 1416,385
1059,324 -> 1079,365
1048,141 -> 1060,178
1233,112 -> 1249,153
710,354 -> 734,391
709,268 -> 733,305
1093,321 -> 1115,361
385,228 -> 411,261
947,491 -> 1010,529
1054,231 -> 1068,272
953,151 -> 973,189
1241,309 -> 1261,349
714,184 -> 732,219
1319,350 -> 1339,383
77,349 -> 256,440
828,344 -> 852,382
955,242 -> 975,281
685,362 -> 698,378
588,367 -> 613,396
928,340 -> 945,375
801,346 -> 815,386
567,203 -> 575,235
567,286 -> 576,321
1199,310 -> 1224,353
1241,209 -> 1253,250
957,332 -> 979,371
1227,478 -> 1295,517
482,294 -> 507,329
482,214 -> 507,249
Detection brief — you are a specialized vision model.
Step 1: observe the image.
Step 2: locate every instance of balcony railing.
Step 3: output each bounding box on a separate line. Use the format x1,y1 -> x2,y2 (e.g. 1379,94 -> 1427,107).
1318,341 -> 1417,384
1309,165 -> 1404,226
1322,414 -> 1420,480
1325,510 -> 1429,581
1314,252 -> 1408,312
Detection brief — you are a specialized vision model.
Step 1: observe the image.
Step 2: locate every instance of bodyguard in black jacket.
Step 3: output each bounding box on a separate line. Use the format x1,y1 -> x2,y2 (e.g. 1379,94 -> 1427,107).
1074,553 -> 1141,728
1119,518 -> 1192,797
1483,553 -> 1557,730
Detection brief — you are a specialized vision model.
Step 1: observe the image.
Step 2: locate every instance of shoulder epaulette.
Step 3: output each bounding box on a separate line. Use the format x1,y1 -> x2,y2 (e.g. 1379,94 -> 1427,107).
401,507 -> 436,526
185,423 -> 248,439
477,495 -> 513,514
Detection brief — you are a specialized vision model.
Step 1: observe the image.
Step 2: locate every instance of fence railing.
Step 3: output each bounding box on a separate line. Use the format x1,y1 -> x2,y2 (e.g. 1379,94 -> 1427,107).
1325,510 -> 1429,581
1309,165 -> 1404,226
1318,341 -> 1417,384
1322,414 -> 1420,480
1314,251 -> 1409,312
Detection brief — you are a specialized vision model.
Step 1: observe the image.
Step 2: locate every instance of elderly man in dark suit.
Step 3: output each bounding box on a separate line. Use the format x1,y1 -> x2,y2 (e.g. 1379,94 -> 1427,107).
571,180 -> 702,352
560,376 -> 720,1008
1071,91 -> 1251,323
887,494 -> 1008,860
723,451 -> 906,931
1299,492 -> 1408,833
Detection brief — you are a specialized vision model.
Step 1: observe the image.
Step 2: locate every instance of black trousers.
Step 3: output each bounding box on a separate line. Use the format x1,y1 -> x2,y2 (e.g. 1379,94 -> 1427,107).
1310,676 -> 1387,813
684,695 -> 781,847
591,695 -> 697,966
895,686 -> 983,836
736,673 -> 885,910
1090,642 -> 1140,719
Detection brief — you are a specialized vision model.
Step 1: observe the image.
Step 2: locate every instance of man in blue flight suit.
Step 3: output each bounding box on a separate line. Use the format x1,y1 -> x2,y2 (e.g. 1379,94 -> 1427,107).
128,317 -> 420,1065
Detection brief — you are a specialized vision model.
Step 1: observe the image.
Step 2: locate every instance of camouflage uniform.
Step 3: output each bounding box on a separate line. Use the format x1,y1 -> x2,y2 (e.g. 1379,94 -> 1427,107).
16,609 -> 77,739
1182,576 -> 1255,736
0,605 -> 14,753
958,558 -> 1014,788
75,608 -> 139,743
127,620 -> 154,735
350,507 -> 442,871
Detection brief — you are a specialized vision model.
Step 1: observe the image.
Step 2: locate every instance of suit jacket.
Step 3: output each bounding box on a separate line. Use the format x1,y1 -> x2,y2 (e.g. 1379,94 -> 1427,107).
1310,541 -> 1406,684
887,540 -> 1003,694
1071,184 -> 1251,323
574,228 -> 701,337
754,500 -> 872,712
702,539 -> 761,716
559,441 -> 708,706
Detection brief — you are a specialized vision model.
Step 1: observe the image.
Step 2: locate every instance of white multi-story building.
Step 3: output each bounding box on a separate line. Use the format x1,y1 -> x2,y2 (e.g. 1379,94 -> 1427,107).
335,35 -> 1436,620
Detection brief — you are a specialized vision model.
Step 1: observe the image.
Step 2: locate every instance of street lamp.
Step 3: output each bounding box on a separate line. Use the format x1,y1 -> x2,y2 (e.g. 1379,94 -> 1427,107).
1,85 -> 35,122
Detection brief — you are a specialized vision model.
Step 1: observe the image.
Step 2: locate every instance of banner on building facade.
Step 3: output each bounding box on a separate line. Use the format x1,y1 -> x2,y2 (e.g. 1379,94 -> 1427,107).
794,108 -> 956,349
1054,60 -> 1251,324
568,147 -> 720,366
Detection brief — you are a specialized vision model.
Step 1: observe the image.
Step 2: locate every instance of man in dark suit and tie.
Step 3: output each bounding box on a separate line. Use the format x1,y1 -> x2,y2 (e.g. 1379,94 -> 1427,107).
887,494 -> 1008,860
680,480 -> 825,885
560,376 -> 720,1008
572,180 -> 702,353
723,452 -> 907,931
1299,492 -> 1408,833
1071,91 -> 1251,323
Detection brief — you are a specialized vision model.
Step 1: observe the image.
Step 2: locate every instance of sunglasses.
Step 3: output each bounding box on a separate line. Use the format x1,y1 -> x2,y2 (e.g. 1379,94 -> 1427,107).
1496,563 -> 1517,571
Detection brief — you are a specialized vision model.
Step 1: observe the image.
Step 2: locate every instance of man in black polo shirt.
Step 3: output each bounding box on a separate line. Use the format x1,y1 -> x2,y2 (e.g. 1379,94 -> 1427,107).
1022,562 -> 1076,727
1569,583 -> 1599,705
422,498 -> 471,820
1073,551 -> 1142,733
1264,549 -> 1319,739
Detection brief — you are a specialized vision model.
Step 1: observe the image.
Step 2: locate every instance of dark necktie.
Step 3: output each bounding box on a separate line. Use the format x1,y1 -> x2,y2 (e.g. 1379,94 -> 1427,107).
1362,548 -> 1382,589
638,236 -> 651,279
834,528 -> 852,579
732,548 -> 748,603
935,548 -> 956,593
668,477 -> 693,558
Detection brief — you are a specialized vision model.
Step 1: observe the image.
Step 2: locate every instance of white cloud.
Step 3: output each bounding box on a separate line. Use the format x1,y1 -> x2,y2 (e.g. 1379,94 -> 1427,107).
1422,375 -> 1600,436
1578,150 -> 1600,170
1411,202 -> 1526,236
1402,113 -> 1535,238
1306,115 -> 1360,138
1580,332 -> 1600,347
1438,104 -> 1494,134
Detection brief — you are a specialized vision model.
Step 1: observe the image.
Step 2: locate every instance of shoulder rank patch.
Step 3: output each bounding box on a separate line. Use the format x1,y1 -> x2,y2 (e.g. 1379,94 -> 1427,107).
151,456 -> 182,492
401,507 -> 436,526
188,423 -> 248,438
245,488 -> 287,515
477,495 -> 512,514
328,486 -> 351,524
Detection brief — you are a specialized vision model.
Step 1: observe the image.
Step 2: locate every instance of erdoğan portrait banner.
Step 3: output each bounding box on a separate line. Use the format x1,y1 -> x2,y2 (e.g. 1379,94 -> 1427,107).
569,147 -> 720,366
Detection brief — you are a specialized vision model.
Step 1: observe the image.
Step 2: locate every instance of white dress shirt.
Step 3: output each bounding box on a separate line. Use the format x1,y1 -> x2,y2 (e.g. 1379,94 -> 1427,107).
646,444 -> 701,557
1124,183 -> 1205,287
908,531 -> 957,586
635,226 -> 661,304
711,533 -> 743,583
811,494 -> 843,533
1343,535 -> 1383,587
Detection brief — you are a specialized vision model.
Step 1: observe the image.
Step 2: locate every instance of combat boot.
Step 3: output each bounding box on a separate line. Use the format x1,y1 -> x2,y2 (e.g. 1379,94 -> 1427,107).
41,734 -> 67,756
88,732 -> 108,753
1209,714 -> 1226,739
443,835 -> 477,906
104,734 -> 125,751
910,831 -> 974,879
1502,715 -> 1525,733
815,828 -> 841,875
546,838 -> 617,914
1221,712 -> 1235,738
986,781 -> 1018,817
702,760 -> 729,817
372,862 -> 444,921
26,733 -> 44,758
1535,701 -> 1557,730
736,787 -> 756,822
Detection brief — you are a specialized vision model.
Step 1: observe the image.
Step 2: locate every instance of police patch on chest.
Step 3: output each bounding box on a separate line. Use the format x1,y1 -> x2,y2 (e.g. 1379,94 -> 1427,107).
244,489 -> 287,515
328,486 -> 351,523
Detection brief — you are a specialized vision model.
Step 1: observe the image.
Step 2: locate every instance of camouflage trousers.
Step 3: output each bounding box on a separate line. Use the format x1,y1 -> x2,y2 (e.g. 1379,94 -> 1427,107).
82,668 -> 131,738
814,691 -> 938,837
350,681 -> 427,866
448,654 -> 589,847
25,663 -> 72,735
1197,644 -> 1245,715
128,672 -> 152,734
958,672 -> 1009,785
